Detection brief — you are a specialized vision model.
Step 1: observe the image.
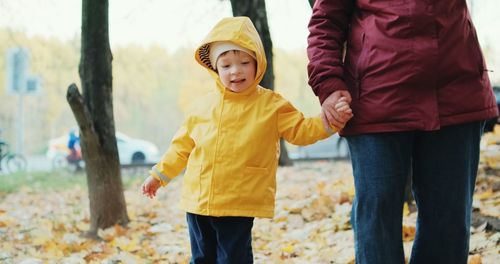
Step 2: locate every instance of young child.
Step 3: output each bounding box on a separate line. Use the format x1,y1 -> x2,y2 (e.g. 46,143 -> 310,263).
142,16 -> 352,263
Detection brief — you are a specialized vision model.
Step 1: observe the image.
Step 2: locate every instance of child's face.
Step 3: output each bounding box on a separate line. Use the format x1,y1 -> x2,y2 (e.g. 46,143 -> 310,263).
216,50 -> 257,93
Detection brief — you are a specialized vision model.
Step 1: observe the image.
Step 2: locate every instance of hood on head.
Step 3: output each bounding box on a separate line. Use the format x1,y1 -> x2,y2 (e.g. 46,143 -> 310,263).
209,41 -> 256,70
195,16 -> 267,89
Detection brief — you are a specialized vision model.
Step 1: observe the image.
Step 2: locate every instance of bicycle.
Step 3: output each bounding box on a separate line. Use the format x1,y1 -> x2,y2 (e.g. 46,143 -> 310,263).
0,140 -> 28,173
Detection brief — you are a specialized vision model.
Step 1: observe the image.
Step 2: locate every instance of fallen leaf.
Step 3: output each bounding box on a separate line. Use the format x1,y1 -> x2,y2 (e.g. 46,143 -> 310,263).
468,254 -> 482,264
402,225 -> 416,242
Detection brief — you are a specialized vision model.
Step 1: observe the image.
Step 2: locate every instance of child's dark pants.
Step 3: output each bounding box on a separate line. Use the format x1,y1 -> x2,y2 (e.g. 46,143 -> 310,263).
186,212 -> 254,264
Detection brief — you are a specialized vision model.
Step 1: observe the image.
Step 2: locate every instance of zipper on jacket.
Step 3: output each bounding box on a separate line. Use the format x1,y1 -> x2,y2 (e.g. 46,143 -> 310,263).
207,89 -> 226,215
355,79 -> 361,99
354,32 -> 366,99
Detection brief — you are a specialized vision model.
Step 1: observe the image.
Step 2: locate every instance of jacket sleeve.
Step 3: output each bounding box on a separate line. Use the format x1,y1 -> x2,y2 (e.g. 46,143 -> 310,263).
307,0 -> 354,104
150,120 -> 195,186
276,94 -> 337,146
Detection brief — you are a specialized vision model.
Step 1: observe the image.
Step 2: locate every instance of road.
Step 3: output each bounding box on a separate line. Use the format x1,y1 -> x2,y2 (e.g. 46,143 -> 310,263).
26,155 -> 52,172
24,155 -> 155,173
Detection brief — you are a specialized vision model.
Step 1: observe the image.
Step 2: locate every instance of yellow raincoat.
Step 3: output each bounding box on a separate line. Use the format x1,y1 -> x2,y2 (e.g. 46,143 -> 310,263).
151,17 -> 336,218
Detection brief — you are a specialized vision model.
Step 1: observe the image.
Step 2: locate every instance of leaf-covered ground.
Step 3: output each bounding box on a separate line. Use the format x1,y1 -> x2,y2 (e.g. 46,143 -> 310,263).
0,161 -> 498,263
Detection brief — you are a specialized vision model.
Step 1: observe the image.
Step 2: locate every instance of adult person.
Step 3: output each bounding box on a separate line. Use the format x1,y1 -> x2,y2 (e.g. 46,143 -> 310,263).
67,128 -> 81,169
307,1 -> 498,263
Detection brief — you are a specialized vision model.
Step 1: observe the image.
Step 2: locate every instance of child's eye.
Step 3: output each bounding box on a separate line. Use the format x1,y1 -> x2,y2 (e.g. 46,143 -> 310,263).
241,61 -> 250,65
221,65 -> 230,68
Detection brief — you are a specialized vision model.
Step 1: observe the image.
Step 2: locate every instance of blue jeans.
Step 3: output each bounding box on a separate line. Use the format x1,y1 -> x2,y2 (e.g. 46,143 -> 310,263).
186,213 -> 254,264
346,121 -> 484,264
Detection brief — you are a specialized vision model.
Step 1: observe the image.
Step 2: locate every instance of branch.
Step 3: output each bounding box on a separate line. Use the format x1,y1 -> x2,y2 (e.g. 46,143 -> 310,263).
66,83 -> 95,138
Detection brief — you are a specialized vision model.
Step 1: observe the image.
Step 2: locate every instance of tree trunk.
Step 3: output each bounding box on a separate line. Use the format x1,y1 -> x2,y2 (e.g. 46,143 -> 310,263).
66,0 -> 129,238
229,0 -> 293,166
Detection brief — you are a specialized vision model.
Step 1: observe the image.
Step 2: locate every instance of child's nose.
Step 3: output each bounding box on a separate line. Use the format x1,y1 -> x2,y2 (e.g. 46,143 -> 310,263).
231,66 -> 241,74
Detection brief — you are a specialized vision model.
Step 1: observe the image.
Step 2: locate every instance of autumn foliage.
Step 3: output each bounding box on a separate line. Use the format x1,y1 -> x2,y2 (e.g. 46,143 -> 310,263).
0,160 -> 498,263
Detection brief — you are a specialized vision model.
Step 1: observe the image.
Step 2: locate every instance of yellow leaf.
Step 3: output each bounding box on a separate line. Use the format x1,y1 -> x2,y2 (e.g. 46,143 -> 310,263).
114,224 -> 128,236
468,254 -> 482,264
402,225 -> 416,242
113,236 -> 141,252
67,240 -> 95,253
493,125 -> 500,135
475,189 -> 493,201
339,191 -> 351,204
403,202 -> 410,216
31,231 -> 53,246
282,244 -> 294,254
316,181 -> 326,193
274,216 -> 288,223
45,241 -> 65,258
347,186 -> 356,197
84,252 -> 108,262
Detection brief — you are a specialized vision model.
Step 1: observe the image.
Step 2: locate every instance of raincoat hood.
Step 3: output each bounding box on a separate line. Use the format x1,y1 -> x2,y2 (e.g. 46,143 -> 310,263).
195,16 -> 267,95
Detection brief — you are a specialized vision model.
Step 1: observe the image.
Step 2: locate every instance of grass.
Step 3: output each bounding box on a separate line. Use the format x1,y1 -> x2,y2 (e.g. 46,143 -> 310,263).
0,169 -> 145,194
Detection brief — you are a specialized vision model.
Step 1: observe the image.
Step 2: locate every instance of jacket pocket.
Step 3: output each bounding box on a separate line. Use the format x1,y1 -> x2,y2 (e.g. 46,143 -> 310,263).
232,166 -> 274,206
181,163 -> 202,201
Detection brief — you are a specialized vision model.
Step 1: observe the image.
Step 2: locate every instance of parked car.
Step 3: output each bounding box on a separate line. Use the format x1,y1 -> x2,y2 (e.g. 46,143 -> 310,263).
115,132 -> 160,164
46,131 -> 160,169
287,133 -> 349,160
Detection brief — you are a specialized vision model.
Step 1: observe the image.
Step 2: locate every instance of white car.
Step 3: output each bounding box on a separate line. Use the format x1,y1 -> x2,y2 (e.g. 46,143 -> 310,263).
115,132 -> 160,164
46,131 -> 160,169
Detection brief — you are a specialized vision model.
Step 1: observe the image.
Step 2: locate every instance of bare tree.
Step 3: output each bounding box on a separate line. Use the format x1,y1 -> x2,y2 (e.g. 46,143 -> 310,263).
66,0 -> 129,238
229,0 -> 293,166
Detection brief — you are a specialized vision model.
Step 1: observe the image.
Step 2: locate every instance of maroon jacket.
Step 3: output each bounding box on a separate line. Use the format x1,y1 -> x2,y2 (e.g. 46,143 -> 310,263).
307,0 -> 498,135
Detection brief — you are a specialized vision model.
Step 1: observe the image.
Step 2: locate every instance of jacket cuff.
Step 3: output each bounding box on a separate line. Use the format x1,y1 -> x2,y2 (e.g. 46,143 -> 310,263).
317,78 -> 348,105
150,165 -> 170,187
326,124 -> 340,135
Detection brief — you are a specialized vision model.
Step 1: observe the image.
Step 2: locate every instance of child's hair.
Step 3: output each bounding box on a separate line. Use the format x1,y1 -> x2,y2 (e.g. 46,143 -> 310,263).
215,50 -> 258,74
208,41 -> 256,70
219,50 -> 244,58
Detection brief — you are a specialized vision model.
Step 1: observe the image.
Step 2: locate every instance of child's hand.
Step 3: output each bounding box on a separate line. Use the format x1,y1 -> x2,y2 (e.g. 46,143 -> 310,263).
141,176 -> 161,199
333,97 -> 353,129
335,97 -> 352,114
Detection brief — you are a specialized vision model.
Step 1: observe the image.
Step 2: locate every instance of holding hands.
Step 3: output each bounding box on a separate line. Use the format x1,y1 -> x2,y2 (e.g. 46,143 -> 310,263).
321,90 -> 353,132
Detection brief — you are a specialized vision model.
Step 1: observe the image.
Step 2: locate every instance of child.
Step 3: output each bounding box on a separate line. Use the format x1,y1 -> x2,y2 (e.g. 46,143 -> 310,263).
141,16 -> 352,263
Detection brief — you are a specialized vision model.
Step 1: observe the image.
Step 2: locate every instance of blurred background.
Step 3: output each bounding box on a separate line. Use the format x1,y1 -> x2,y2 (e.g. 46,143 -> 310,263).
0,0 -> 498,167
0,1 -> 498,262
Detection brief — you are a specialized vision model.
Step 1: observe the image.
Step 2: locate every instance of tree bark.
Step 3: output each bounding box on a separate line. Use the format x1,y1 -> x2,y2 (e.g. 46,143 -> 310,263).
67,0 -> 129,237
229,0 -> 293,166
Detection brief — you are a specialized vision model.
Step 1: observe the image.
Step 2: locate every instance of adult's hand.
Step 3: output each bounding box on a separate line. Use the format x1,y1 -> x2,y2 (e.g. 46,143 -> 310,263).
321,90 -> 353,130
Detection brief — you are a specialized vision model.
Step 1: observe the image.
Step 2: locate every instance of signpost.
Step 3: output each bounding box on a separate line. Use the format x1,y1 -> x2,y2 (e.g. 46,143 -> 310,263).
5,47 -> 41,155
